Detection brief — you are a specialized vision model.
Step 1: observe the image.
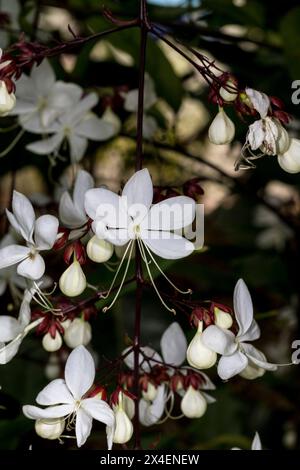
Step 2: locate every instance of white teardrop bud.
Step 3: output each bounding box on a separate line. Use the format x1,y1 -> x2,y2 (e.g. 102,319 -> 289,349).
278,138 -> 300,174
214,307 -> 233,329
59,260 -> 86,297
42,332 -> 62,352
276,123 -> 290,155
180,386 -> 207,419
123,394 -> 135,420
142,382 -> 157,402
102,107 -> 121,134
219,80 -> 238,102
208,108 -> 235,145
0,81 -> 16,116
186,321 -> 217,369
64,318 -> 92,348
113,408 -> 133,444
35,418 -> 65,440
87,235 -> 114,263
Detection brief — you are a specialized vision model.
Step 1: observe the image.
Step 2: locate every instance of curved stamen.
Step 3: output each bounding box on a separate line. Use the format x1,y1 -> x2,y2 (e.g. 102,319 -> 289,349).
0,129 -> 25,158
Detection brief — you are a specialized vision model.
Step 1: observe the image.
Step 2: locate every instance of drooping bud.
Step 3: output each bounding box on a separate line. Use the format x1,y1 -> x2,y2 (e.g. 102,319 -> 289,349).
64,318 -> 92,348
219,80 -> 238,102
278,138 -> 300,174
35,418 -> 65,440
112,392 -> 133,444
208,108 -> 235,145
214,307 -> 233,329
0,80 -> 16,116
142,382 -> 157,402
59,260 -> 86,297
87,235 -> 114,263
186,321 -> 217,369
239,363 -> 265,380
180,386 -> 207,419
42,331 -> 63,352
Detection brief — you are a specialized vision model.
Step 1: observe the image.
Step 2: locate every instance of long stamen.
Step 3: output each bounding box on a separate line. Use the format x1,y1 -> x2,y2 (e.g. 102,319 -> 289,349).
142,241 -> 192,295
138,240 -> 176,315
100,240 -> 134,301
102,241 -> 135,313
0,129 -> 25,158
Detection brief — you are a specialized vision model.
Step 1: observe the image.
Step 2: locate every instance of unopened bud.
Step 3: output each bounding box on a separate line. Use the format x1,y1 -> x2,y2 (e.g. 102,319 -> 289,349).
42,331 -> 62,352
113,408 -> 133,444
87,235 -> 114,263
208,108 -> 235,145
142,382 -> 157,402
64,318 -> 92,348
214,307 -> 233,329
35,418 -> 65,440
180,386 -> 207,419
0,80 -> 16,116
186,321 -> 217,369
278,138 -> 300,174
59,260 -> 86,297
219,80 -> 238,102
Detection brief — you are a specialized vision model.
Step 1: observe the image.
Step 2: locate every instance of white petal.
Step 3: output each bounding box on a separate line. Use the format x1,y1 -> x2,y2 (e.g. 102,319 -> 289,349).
238,319 -> 260,343
160,322 -> 187,366
85,188 -> 128,227
217,351 -> 248,380
0,337 -> 22,364
26,133 -> 63,155
233,279 -> 254,337
36,379 -> 73,406
75,116 -> 115,141
82,398 -> 115,427
17,254 -> 45,280
251,432 -> 262,450
23,404 -> 73,420
68,133 -> 88,163
0,245 -> 30,270
71,93 -> 98,121
245,88 -> 270,118
139,385 -> 166,426
11,190 -> 35,242
123,346 -> 162,373
75,408 -> 93,447
73,170 -> 94,215
59,192 -> 85,228
122,168 -> 153,211
64,345 -> 95,399
201,325 -> 237,355
0,316 -> 21,342
34,215 -> 59,250
141,196 -> 195,231
242,343 -> 277,371
247,120 -> 265,150
31,59 -> 56,96
143,232 -> 194,260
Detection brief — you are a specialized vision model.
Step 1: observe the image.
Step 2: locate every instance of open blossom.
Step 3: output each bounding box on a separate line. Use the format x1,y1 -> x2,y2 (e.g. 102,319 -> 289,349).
0,191 -> 58,280
23,345 -> 115,448
202,279 -> 277,380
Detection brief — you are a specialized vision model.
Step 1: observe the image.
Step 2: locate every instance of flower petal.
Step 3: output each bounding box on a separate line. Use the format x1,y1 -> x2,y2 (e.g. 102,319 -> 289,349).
31,59 -> 56,96
0,245 -> 30,270
68,133 -> 88,163
11,191 -> 35,242
82,398 -> 115,427
85,188 -> 128,227
23,404 -> 73,420
0,337 -> 22,364
75,408 -> 93,447
59,192 -> 85,228
36,378 -> 73,406
139,385 -> 166,426
26,133 -> 63,155
0,316 -> 21,342
123,346 -> 162,373
34,215 -> 59,250
122,168 -> 153,211
238,319 -> 260,343
251,432 -> 262,450
64,345 -> 95,399
143,232 -> 194,260
75,116 -> 115,141
141,196 -> 195,231
73,170 -> 94,215
245,88 -> 270,118
160,322 -> 187,366
242,343 -> 277,371
217,351 -> 248,380
17,254 -> 45,280
233,279 -> 254,337
201,325 -> 237,355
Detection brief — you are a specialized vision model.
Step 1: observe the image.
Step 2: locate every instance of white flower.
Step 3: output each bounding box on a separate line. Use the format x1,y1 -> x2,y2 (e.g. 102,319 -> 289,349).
0,191 -> 59,280
0,286 -> 42,364
247,117 -> 289,156
111,393 -> 133,445
26,93 -> 116,163
87,236 -> 114,263
245,88 -> 270,119
59,170 -> 94,229
186,321 -> 217,370
278,138 -> 300,174
59,260 -> 87,297
23,345 -> 115,448
0,80 -> 16,116
64,318 -> 92,348
180,385 -> 207,418
208,108 -> 235,145
42,331 -> 63,352
35,418 -> 65,440
202,279 -> 277,380
11,59 -> 83,131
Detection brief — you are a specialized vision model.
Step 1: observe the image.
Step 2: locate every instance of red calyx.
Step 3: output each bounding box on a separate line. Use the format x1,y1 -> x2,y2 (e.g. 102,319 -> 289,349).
63,240 -> 86,265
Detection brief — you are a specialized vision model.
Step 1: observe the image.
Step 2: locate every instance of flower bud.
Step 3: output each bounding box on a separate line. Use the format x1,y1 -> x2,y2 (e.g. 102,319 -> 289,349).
87,235 -> 114,263
42,331 -> 62,352
0,80 -> 16,116
214,307 -> 233,329
35,418 -> 65,440
142,382 -> 157,402
219,80 -> 238,102
123,394 -> 135,420
102,106 -> 121,134
276,123 -> 290,155
64,318 -> 92,348
239,363 -> 265,380
186,321 -> 217,369
113,408 -> 133,444
180,386 -> 207,419
208,108 -> 235,145
59,260 -> 86,297
278,138 -> 300,174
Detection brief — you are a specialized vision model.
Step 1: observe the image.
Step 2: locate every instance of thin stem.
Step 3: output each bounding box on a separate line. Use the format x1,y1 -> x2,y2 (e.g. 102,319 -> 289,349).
132,0 -> 149,450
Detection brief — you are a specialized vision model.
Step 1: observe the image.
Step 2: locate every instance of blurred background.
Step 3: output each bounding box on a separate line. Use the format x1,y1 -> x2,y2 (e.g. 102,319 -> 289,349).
0,0 -> 300,450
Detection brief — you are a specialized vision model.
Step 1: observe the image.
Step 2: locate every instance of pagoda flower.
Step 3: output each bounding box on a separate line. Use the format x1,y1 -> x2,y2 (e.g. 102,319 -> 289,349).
244,88 -> 290,157
208,107 -> 235,145
23,345 -> 115,448
0,286 -> 43,364
0,191 -> 59,280
10,59 -> 83,131
26,92 -> 116,163
232,432 -> 262,450
84,168 -> 195,313
123,74 -> 158,139
108,390 -> 134,446
201,279 -> 278,380
277,138 -> 300,174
